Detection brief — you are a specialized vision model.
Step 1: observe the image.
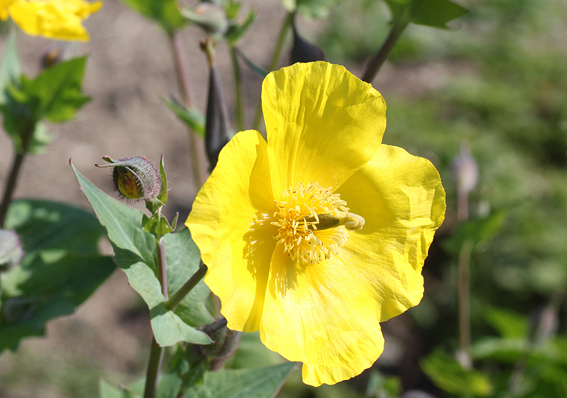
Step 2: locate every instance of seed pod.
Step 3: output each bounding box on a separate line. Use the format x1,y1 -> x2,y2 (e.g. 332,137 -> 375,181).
95,156 -> 162,203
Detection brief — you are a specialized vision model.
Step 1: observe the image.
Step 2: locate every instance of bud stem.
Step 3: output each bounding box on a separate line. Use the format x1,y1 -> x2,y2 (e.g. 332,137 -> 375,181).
361,11 -> 410,83
165,262 -> 207,311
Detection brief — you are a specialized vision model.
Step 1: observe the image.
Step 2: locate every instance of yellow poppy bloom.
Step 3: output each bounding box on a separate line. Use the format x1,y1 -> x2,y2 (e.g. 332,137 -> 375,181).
1,0 -> 102,41
186,61 -> 446,386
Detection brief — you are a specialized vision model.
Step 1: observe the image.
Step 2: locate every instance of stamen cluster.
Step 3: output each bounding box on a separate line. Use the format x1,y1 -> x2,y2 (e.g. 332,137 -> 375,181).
272,182 -> 349,264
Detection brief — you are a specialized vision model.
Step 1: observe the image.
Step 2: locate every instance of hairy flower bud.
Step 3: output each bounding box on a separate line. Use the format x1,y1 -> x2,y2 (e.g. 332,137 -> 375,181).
95,156 -> 162,202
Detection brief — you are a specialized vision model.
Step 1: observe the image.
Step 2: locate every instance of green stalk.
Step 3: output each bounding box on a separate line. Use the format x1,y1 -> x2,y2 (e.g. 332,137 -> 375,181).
143,233 -> 169,398
0,125 -> 35,228
251,12 -> 294,131
143,337 -> 165,398
361,13 -> 410,83
168,31 -> 204,190
457,239 -> 473,370
165,262 -> 207,311
230,45 -> 244,132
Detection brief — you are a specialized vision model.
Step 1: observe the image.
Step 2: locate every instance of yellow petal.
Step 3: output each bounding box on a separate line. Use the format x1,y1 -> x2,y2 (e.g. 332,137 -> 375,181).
8,0 -> 102,41
338,144 -> 446,322
186,130 -> 278,332
256,244 -> 385,386
0,0 -> 15,20
262,61 -> 387,195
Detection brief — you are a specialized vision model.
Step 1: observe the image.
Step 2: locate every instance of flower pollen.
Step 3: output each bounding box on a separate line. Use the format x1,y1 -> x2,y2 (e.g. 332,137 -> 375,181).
272,182 -> 362,264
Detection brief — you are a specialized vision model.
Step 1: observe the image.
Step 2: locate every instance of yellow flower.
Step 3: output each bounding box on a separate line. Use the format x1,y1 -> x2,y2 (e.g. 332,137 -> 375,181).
1,0 -> 102,41
186,61 -> 446,386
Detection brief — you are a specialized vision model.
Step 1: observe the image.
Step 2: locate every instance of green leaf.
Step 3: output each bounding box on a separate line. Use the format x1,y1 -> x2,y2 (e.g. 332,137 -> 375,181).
443,209 -> 507,254
0,57 -> 89,153
99,379 -> 123,398
233,47 -> 268,78
421,350 -> 493,397
186,362 -> 297,398
384,0 -> 467,29
0,30 -> 21,104
71,163 -> 212,346
119,0 -> 185,33
0,199 -> 115,351
4,199 -> 107,262
225,9 -> 256,45
471,338 -> 526,362
20,56 -> 90,123
163,97 -> 205,138
27,122 -> 54,155
158,154 -> 168,205
165,229 -> 213,327
484,307 -> 528,339
157,373 -> 183,398
143,213 -> 174,239
0,254 -> 116,352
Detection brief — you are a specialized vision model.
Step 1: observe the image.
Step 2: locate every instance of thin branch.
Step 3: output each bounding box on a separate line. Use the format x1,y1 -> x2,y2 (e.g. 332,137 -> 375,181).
361,19 -> 409,84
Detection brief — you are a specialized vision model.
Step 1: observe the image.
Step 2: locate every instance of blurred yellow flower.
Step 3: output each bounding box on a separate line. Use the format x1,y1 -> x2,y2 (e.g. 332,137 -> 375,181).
0,0 -> 102,41
186,61 -> 446,386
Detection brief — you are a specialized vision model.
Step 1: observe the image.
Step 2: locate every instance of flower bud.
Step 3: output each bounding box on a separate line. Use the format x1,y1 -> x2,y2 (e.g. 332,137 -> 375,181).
290,15 -> 324,65
452,143 -> 478,195
40,43 -> 68,69
182,3 -> 228,35
95,156 -> 162,203
201,318 -> 241,370
0,229 -> 24,272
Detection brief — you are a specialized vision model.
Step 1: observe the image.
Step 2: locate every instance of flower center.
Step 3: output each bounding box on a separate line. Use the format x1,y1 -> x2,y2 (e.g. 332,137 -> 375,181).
272,182 -> 365,265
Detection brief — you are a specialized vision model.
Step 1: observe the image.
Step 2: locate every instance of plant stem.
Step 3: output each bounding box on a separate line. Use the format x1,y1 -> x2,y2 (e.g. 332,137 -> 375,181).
230,45 -> 244,132
166,262 -> 207,311
168,31 -> 204,190
143,232 -> 169,398
0,153 -> 25,228
0,125 -> 35,228
457,239 -> 473,370
170,31 -> 192,107
251,12 -> 293,131
361,17 -> 409,83
143,337 -> 164,398
157,237 -> 168,301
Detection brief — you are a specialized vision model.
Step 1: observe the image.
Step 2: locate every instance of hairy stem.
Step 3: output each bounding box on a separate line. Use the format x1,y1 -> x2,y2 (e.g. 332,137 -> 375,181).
166,262 -> 207,311
168,31 -> 204,190
251,12 -> 293,131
